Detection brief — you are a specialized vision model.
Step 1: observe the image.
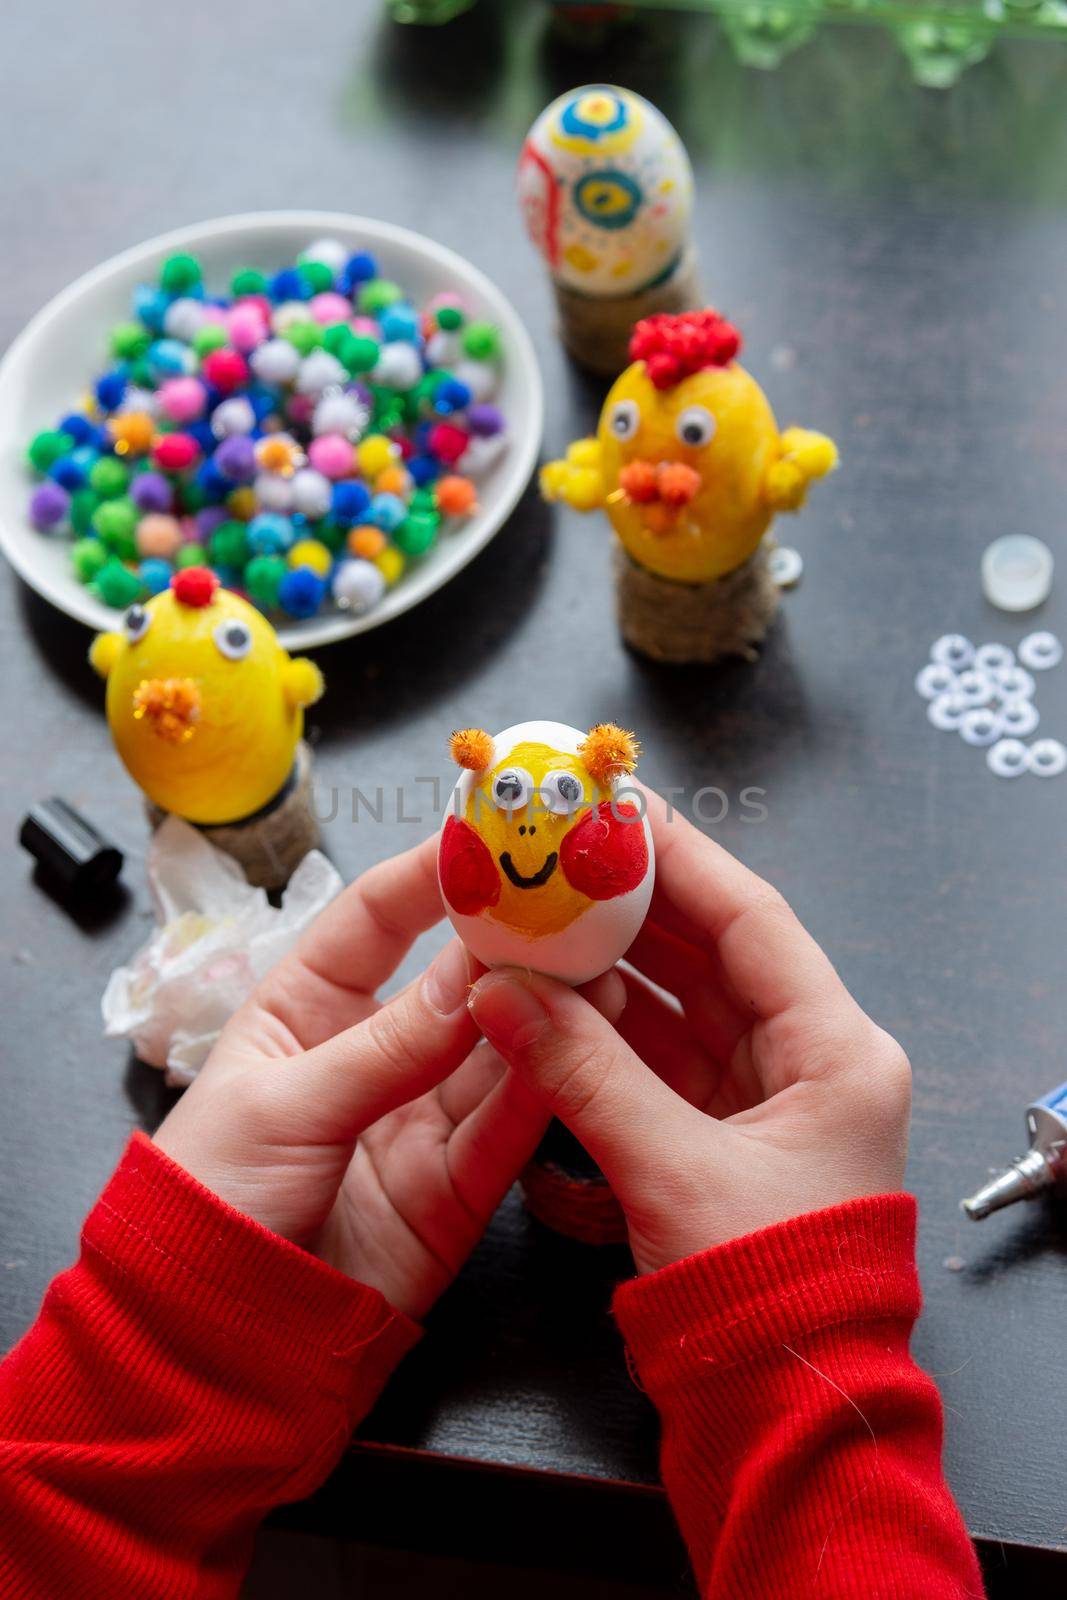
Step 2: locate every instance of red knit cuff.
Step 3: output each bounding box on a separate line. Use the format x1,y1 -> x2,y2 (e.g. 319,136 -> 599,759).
83,1133 -> 421,1415
613,1194 -> 919,1395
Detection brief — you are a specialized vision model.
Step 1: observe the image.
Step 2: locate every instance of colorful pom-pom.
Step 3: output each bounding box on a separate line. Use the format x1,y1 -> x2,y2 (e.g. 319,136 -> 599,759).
171,565 -> 219,608
578,723 -> 641,783
628,309 -> 741,390
450,727 -> 494,771
278,566 -> 327,618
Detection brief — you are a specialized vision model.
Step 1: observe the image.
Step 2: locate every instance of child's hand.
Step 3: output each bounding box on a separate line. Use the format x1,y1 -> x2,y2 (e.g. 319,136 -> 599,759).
469,790 -> 911,1276
154,836 -> 623,1319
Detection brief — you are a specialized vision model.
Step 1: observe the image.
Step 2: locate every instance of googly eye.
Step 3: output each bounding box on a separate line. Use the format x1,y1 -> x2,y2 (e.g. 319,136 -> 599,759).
928,692 -> 968,731
1026,738 -> 1067,777
999,699 -> 1039,739
608,399 -> 640,442
491,766 -> 534,811
539,769 -> 585,815
993,664 -> 1035,701
124,604 -> 151,643
987,738 -> 1029,778
915,662 -> 958,701
213,619 -> 253,660
955,669 -> 996,708
974,642 -> 1014,675
931,634 -> 975,671
769,546 -> 803,589
959,708 -> 1004,747
1018,631 -> 1063,672
675,406 -> 716,449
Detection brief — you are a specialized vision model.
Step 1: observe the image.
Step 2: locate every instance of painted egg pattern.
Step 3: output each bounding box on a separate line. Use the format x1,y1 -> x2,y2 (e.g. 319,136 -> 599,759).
438,720 -> 654,985
518,85 -> 694,297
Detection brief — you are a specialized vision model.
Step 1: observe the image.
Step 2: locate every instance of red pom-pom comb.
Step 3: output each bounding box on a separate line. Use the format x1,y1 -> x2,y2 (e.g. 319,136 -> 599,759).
171,567 -> 220,608
628,310 -> 741,390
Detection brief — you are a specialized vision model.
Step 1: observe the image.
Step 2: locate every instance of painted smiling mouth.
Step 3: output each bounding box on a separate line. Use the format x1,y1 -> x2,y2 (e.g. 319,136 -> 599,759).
499,851 -> 558,889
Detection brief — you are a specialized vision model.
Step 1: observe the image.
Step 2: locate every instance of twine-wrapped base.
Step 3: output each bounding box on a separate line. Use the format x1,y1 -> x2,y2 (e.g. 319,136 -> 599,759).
520,1120 -> 628,1245
554,245 -> 702,378
614,539 -> 781,665
145,740 -> 319,891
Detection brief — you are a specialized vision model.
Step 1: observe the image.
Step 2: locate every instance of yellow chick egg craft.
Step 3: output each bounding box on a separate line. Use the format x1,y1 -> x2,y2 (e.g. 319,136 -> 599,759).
89,567 -> 325,886
518,85 -> 701,375
541,309 -> 840,663
438,721 -> 653,985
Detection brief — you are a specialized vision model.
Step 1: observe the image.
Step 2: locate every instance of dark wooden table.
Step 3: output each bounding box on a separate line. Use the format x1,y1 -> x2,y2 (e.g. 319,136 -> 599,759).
3,2 -> 1067,1591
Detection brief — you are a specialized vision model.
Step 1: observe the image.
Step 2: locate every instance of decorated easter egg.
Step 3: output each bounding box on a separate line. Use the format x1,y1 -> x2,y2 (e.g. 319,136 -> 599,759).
518,85 -> 693,297
439,720 -> 654,985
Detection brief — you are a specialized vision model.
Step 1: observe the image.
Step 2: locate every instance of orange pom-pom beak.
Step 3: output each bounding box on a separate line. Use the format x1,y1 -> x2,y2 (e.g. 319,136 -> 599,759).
132,677 -> 202,743
450,727 -> 495,771
578,723 -> 640,786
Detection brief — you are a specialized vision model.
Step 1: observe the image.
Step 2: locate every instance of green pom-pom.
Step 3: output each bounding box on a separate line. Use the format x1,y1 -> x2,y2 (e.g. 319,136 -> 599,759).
209,520 -> 250,569
175,541 -> 208,569
71,537 -> 108,583
316,519 -> 346,554
69,488 -> 101,536
409,486 -> 438,513
192,324 -> 228,357
245,553 -> 288,608
394,511 -> 439,557
27,430 -> 75,474
92,496 -> 138,559
462,320 -> 500,360
231,268 -> 268,297
322,323 -> 349,357
283,320 -> 322,356
345,334 -> 380,374
160,253 -> 202,294
128,356 -> 155,389
179,482 -> 207,513
358,279 -> 402,313
110,322 -> 150,360
90,556 -> 145,608
89,457 -> 130,499
297,260 -> 334,295
436,305 -> 464,331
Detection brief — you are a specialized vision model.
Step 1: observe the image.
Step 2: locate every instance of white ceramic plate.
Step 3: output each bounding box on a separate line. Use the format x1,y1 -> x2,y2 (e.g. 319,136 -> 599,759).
0,211 -> 544,648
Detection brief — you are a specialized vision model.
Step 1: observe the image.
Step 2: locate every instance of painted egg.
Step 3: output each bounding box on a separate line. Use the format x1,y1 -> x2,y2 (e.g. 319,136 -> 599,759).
518,85 -> 694,298
438,720 -> 654,985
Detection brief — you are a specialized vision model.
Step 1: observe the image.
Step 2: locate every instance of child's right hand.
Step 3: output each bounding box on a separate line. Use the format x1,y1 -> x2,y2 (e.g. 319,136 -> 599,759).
469,789 -> 912,1276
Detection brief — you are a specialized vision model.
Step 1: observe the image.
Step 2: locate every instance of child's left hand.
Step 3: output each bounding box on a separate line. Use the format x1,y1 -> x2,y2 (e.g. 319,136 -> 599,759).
155,835 -> 622,1320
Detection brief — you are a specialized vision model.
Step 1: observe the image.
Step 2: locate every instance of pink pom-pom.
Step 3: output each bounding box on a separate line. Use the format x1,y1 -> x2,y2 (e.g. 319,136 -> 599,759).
309,292 -> 353,326
227,304 -> 268,354
201,348 -> 249,395
350,316 -> 379,337
158,376 -> 207,423
307,433 -> 355,479
286,393 -> 316,427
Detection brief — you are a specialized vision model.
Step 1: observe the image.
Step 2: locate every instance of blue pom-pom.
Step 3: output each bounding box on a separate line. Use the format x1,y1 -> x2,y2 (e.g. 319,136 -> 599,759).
139,557 -> 174,595
133,284 -> 169,332
147,339 -> 190,380
187,420 -> 218,454
245,386 -> 278,423
331,480 -> 371,523
341,251 -> 378,292
49,453 -> 90,490
95,368 -> 128,412
247,513 -> 294,555
379,303 -> 420,344
367,492 -> 407,532
433,377 -> 473,416
278,566 -> 327,619
413,420 -> 433,451
195,459 -> 230,502
59,413 -> 97,446
407,454 -> 440,486
269,268 -> 307,303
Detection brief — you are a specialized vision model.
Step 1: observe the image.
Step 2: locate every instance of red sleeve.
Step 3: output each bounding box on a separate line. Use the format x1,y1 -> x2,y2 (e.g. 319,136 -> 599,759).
0,1133 -> 420,1600
613,1195 -> 985,1600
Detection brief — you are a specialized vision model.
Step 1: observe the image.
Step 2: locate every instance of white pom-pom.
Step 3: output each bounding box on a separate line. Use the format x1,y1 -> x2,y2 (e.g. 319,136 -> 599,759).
296,350 -> 349,395
271,301 -> 308,334
312,390 -> 369,440
250,339 -> 301,386
332,559 -> 386,615
211,396 -> 256,438
425,330 -> 461,369
119,386 -> 160,418
372,341 -> 423,391
164,298 -> 206,342
300,238 -> 347,276
458,432 -> 508,478
290,468 -> 333,520
254,471 -> 295,512
454,358 -> 497,403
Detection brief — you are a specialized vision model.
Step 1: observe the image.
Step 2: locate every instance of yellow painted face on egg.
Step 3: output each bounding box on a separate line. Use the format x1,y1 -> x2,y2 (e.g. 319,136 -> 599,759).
89,577 -> 323,825
598,361 -> 780,584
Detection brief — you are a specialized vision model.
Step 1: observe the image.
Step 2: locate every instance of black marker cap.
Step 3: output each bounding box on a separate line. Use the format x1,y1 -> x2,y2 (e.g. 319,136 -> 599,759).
19,797 -> 124,894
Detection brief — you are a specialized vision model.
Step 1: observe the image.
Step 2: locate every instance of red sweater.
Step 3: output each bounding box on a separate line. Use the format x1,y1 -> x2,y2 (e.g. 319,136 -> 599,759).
0,1135 -> 983,1599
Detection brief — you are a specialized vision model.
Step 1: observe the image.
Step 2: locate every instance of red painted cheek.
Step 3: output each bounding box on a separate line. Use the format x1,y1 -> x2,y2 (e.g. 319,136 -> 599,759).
439,814 -> 501,916
559,801 -> 648,901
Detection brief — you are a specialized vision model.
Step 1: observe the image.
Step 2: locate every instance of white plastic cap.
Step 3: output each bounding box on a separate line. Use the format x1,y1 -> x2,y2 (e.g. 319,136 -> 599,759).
981,535 -> 1054,612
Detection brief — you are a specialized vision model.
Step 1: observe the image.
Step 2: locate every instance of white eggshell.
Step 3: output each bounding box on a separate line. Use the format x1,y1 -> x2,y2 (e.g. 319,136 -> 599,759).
439,719 -> 654,985
518,84 -> 693,297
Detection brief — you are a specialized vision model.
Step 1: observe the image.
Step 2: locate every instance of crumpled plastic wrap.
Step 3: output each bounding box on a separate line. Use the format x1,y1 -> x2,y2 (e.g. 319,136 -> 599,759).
102,816 -> 343,1086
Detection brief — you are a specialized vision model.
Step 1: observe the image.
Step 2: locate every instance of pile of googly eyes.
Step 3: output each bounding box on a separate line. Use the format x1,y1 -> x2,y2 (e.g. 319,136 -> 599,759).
915,631 -> 1065,779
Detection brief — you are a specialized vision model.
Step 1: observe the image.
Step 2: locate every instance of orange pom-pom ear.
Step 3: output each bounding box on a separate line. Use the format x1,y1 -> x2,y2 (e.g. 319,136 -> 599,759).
450,728 -> 495,771
579,723 -> 640,786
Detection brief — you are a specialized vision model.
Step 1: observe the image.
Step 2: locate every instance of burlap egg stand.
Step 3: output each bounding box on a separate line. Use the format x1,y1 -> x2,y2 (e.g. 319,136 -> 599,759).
613,536 -> 782,665
144,740 -> 319,891
553,244 -> 702,378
